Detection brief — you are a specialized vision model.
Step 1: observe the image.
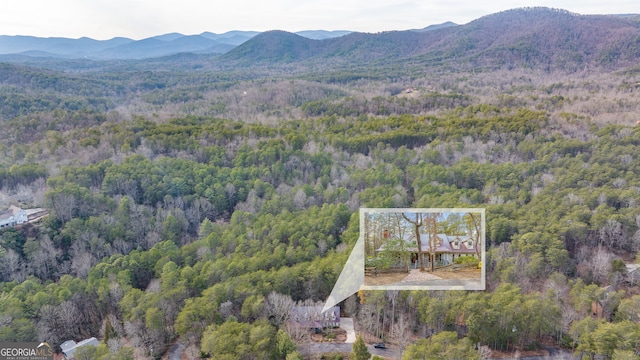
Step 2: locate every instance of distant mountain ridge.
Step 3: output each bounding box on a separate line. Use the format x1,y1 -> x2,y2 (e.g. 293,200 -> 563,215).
0,30 -> 351,59
411,21 -> 459,32
1,7 -> 639,70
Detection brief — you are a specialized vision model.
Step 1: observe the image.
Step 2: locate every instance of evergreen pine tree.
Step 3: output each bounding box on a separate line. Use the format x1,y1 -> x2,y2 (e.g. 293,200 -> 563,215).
352,334 -> 371,360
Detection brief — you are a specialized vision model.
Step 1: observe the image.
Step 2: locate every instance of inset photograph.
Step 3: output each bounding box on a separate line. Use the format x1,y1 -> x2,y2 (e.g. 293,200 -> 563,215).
362,208 -> 485,290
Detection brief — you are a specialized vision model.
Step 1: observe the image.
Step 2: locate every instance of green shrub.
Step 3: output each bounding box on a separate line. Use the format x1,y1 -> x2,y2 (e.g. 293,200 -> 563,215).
454,256 -> 479,265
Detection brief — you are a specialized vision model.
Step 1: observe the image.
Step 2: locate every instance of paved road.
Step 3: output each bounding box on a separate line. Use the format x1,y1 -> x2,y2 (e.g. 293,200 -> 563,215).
167,341 -> 185,360
489,347 -> 578,360
298,342 -> 402,359
369,345 -> 402,359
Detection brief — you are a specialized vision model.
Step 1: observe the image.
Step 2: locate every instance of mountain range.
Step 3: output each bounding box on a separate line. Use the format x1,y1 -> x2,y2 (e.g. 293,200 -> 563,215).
0,30 -> 354,59
1,8 -> 639,71
217,8 -> 640,71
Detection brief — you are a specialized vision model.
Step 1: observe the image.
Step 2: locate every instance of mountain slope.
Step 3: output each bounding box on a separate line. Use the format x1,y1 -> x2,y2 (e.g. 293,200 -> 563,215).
221,29 -> 443,65
443,8 -> 640,69
411,21 -> 458,32
220,30 -> 325,63
295,30 -> 352,40
221,7 -> 640,71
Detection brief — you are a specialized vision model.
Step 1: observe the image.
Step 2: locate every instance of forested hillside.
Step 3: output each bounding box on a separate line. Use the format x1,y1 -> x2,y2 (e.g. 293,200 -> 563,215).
2,7 -> 640,360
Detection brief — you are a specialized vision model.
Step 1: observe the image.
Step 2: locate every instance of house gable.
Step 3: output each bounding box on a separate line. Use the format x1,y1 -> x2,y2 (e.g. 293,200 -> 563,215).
376,232 -> 475,255
0,205 -> 28,228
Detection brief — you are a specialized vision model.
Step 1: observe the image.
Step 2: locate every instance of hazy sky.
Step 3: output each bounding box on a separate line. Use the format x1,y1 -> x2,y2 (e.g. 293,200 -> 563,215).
0,0 -> 638,40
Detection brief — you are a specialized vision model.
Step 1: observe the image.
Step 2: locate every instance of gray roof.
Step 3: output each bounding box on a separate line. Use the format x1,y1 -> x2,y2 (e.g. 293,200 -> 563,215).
61,337 -> 99,358
377,232 -> 476,254
0,205 -> 21,221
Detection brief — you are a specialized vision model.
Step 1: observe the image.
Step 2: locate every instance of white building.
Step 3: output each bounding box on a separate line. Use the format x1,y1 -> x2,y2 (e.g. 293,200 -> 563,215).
0,205 -> 28,229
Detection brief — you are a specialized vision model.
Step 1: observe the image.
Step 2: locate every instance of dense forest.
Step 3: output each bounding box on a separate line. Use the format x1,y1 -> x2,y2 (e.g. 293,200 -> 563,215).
2,7 -> 640,360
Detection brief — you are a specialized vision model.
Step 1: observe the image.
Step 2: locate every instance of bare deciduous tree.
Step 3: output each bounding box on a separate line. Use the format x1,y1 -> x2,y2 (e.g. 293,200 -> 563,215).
71,252 -> 97,279
219,301 -> 234,320
402,212 -> 425,271
264,291 -> 295,327
4,249 -> 25,282
28,235 -> 60,279
49,192 -> 76,223
591,246 -> 614,285
599,219 -> 622,248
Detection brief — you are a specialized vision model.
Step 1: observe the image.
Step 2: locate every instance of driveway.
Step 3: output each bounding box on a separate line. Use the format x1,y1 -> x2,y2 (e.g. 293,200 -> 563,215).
341,317 -> 356,343
166,341 -> 184,360
488,347 -> 578,360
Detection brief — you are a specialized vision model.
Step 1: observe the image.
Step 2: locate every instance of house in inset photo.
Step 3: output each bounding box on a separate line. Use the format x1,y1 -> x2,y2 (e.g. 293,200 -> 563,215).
376,232 -> 479,270
362,208 -> 485,290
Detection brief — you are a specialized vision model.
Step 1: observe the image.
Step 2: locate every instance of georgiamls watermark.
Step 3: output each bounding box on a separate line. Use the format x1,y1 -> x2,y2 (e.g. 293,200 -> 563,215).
0,342 -> 53,360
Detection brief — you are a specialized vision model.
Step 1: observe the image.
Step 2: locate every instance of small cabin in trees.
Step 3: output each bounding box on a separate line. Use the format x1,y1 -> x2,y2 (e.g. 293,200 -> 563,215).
626,263 -> 640,285
0,205 -> 28,229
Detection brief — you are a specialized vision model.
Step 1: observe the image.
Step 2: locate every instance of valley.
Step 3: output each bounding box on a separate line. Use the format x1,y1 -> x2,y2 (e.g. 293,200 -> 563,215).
1,7 -> 640,359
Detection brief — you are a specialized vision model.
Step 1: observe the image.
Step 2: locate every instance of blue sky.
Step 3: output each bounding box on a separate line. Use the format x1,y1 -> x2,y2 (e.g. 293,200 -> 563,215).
0,0 -> 638,40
